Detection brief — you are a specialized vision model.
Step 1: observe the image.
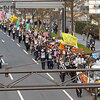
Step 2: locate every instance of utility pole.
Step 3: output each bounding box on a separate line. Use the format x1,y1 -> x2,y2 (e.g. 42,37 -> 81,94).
71,0 -> 74,32
62,2 -> 66,33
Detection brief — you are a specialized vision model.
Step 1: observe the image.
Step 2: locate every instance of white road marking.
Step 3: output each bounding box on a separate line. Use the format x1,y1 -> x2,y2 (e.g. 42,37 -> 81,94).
3,32 -> 5,34
23,49 -> 28,55
17,43 -> 21,47
31,57 -> 73,100
32,58 -> 39,64
1,54 -> 24,100
46,73 -> 54,80
1,39 -> 5,43
9,74 -> 24,100
0,31 -> 73,100
17,90 -> 24,100
62,90 -> 74,100
9,73 -> 14,80
7,35 -> 10,37
11,39 -> 15,42
1,58 -> 5,63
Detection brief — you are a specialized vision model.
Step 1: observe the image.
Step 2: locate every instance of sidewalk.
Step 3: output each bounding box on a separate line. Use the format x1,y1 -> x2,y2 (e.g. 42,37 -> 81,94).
76,33 -> 100,51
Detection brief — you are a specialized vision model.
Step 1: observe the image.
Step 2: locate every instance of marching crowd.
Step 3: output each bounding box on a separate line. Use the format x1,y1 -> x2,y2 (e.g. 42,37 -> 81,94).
0,20 -> 96,97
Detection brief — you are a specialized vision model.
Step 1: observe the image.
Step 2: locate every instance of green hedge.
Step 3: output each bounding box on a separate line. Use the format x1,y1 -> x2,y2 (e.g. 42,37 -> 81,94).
75,21 -> 87,35
78,43 -> 91,53
51,33 -> 58,38
75,21 -> 99,39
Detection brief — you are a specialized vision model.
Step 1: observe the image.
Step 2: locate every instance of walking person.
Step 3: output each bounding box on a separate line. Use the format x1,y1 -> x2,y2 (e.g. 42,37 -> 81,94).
59,56 -> 66,82
90,37 -> 95,51
76,74 -> 82,97
40,48 -> 46,70
47,49 -> 54,69
18,30 -> 22,43
82,31 -> 86,41
8,24 -> 11,36
4,23 -> 7,32
12,28 -> 16,40
25,37 -> 29,51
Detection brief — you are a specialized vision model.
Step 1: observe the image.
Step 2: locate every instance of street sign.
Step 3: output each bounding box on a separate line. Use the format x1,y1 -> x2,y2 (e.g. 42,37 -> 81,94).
89,0 -> 100,14
15,2 -> 64,8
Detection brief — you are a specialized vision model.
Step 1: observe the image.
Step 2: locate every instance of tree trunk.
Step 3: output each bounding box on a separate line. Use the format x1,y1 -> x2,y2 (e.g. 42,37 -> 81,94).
36,9 -> 39,29
31,9 -> 34,28
41,17 -> 44,30
58,9 -> 61,37
71,0 -> 74,32
23,8 -> 26,26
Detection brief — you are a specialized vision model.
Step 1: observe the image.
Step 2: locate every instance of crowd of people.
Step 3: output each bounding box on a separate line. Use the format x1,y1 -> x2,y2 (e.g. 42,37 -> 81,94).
0,20 -> 97,98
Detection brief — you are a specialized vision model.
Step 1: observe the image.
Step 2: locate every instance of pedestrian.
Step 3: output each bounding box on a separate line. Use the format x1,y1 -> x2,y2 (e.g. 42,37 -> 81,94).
35,44 -> 39,61
47,49 -> 54,69
82,31 -> 86,41
76,74 -> 82,97
59,55 -> 66,82
12,28 -> 16,40
18,30 -> 22,43
0,21 -> 1,29
40,48 -> 46,70
87,41 -> 90,49
8,24 -> 11,36
90,37 -> 95,51
4,23 -> 7,32
25,37 -> 29,51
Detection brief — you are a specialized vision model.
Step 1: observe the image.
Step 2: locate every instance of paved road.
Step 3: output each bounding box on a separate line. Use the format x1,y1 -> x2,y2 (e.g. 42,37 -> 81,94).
0,30 -> 97,100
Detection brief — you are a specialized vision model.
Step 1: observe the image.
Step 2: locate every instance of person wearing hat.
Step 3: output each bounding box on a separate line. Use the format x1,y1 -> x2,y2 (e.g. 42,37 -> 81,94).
59,55 -> 66,82
16,27 -> 20,38
47,48 -> 54,69
75,74 -> 82,97
25,36 -> 30,51
1,22 -> 4,31
8,24 -> 11,36
90,37 -> 95,51
40,47 -> 46,70
18,30 -> 22,43
12,28 -> 16,40
0,21 -> 2,29
4,23 -> 7,32
35,43 -> 39,61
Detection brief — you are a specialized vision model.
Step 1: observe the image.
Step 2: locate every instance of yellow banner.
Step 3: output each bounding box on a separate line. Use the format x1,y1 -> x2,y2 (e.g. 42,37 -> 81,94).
61,32 -> 78,47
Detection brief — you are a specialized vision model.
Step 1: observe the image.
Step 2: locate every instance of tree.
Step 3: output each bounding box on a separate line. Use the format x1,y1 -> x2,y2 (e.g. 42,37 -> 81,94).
89,15 -> 100,40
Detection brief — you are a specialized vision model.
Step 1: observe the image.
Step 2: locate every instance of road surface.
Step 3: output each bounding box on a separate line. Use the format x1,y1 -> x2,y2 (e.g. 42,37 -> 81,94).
0,30 -> 98,100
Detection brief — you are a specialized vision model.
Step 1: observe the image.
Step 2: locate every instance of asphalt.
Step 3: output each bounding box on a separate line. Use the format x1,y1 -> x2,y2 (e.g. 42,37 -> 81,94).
0,30 -> 99,100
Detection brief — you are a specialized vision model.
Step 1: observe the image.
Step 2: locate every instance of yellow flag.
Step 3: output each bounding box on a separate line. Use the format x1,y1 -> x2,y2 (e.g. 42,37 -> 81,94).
61,32 -> 78,47
10,16 -> 19,23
